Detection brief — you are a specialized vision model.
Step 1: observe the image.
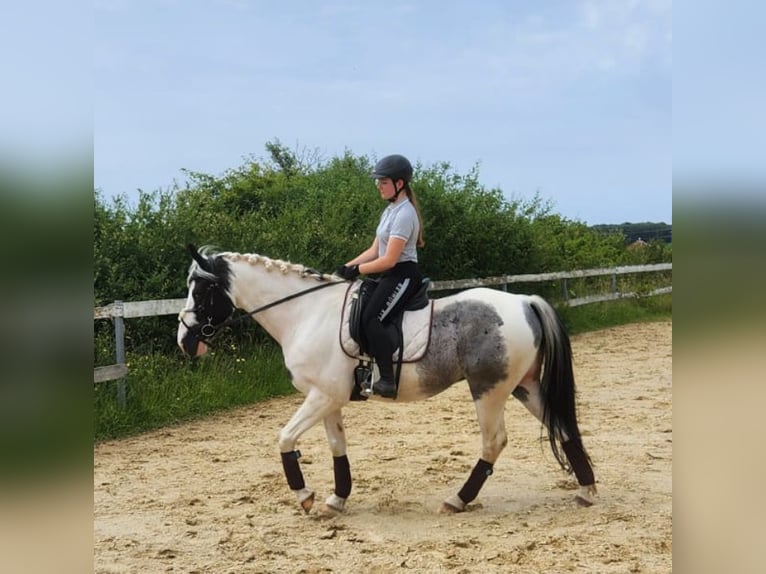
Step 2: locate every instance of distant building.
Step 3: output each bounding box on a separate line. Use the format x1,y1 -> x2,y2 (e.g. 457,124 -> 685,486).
627,237 -> 649,250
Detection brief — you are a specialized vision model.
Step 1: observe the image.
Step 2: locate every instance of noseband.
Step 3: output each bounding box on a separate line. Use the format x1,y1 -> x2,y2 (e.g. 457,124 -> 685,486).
178,311 -> 223,340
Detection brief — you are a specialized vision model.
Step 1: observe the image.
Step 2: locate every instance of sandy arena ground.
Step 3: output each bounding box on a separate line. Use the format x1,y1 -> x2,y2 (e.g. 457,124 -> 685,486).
94,320 -> 672,573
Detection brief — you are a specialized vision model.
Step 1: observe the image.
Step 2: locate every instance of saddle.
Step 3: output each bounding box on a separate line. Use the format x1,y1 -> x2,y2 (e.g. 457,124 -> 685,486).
339,278 -> 434,400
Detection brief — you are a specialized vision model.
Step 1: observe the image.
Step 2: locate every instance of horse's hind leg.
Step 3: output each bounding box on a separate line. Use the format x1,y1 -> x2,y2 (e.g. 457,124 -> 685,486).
512,378 -> 597,506
278,390 -> 338,514
320,408 -> 352,515
441,386 -> 509,513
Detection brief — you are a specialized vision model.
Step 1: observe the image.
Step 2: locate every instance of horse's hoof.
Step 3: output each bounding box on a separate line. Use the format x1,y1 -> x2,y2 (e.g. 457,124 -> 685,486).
320,494 -> 346,516
574,484 -> 597,507
300,492 -> 315,514
439,494 -> 466,514
439,502 -> 462,514
317,503 -> 342,518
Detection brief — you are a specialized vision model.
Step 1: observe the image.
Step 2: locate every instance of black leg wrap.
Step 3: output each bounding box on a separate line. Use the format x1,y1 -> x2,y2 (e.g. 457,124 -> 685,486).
281,450 -> 306,491
562,439 -> 595,486
333,455 -> 352,499
458,459 -> 494,504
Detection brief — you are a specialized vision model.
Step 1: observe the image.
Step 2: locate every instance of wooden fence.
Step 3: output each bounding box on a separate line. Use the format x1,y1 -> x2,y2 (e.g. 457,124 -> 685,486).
94,263 -> 671,407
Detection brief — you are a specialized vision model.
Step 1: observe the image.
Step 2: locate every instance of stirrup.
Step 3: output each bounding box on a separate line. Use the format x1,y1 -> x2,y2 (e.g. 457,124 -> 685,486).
360,377 -> 374,398
354,363 -> 373,398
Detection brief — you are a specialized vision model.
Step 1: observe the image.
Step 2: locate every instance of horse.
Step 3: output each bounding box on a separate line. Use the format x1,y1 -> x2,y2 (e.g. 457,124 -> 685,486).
177,245 -> 597,515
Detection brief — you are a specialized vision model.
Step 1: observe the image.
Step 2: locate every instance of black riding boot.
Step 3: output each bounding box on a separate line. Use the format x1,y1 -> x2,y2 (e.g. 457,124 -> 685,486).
372,353 -> 397,398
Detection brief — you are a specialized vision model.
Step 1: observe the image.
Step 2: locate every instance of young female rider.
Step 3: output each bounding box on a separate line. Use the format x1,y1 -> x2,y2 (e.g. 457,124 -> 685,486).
336,154 -> 425,398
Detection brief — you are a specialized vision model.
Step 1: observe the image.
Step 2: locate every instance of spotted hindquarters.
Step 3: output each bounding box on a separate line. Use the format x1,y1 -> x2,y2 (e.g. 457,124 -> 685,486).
416,300 -> 508,397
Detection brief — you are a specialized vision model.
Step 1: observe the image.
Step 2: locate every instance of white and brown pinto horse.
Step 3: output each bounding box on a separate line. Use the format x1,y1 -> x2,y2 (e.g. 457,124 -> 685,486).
177,245 -> 596,515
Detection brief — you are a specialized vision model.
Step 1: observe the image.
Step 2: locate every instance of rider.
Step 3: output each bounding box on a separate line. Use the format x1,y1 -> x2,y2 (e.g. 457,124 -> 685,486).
336,154 -> 425,398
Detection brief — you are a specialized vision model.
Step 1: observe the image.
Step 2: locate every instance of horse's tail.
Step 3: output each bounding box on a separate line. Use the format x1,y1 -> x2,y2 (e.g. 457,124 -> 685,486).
528,295 -> 590,473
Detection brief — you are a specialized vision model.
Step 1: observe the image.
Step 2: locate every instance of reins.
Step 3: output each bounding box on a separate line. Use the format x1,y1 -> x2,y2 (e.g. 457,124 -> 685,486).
181,278 -> 345,342
231,279 -> 344,326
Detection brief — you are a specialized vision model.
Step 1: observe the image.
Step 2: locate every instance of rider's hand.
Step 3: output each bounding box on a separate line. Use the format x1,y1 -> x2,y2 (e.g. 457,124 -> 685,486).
336,264 -> 360,280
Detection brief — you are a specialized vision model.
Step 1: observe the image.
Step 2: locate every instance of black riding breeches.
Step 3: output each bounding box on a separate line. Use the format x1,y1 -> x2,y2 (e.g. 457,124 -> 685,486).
361,261 -> 422,378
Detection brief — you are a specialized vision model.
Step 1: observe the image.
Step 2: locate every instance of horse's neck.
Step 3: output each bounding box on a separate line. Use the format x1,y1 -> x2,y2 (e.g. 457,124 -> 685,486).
228,259 -> 319,344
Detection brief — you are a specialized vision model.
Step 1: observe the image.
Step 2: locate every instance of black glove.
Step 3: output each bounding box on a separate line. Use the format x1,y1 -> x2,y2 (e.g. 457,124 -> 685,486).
336,264 -> 360,280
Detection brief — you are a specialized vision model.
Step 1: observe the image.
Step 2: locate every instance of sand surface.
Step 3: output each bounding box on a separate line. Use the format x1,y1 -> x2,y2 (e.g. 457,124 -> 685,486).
94,321 -> 672,573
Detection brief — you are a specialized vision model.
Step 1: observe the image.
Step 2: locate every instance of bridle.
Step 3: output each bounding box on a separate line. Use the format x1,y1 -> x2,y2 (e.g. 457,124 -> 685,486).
179,277 -> 345,345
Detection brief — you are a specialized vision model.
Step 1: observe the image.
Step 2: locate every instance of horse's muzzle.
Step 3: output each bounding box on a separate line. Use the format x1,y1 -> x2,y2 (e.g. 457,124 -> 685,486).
185,337 -> 209,358
179,330 -> 209,358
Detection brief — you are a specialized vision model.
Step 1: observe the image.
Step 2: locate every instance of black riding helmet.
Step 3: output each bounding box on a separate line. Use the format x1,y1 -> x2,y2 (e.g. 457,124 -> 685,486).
372,154 -> 413,201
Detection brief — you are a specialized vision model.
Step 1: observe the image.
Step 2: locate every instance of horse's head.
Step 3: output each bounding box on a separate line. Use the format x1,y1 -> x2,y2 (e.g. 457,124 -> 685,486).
177,244 -> 236,357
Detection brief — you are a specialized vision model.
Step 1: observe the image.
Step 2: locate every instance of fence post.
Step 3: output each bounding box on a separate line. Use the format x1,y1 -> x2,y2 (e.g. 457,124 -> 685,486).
561,278 -> 569,301
611,272 -> 617,295
114,300 -> 126,409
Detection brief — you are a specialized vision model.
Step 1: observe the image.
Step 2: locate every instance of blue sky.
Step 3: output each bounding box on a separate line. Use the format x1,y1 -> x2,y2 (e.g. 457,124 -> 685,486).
94,0 -> 672,225
673,2 -> 766,191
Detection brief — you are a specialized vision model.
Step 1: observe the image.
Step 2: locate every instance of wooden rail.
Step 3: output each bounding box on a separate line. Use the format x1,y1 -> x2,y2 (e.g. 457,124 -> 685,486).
94,263 -> 671,406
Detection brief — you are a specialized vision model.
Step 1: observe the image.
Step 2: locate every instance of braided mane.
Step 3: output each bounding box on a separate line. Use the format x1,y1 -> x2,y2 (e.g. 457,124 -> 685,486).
221,251 -> 336,282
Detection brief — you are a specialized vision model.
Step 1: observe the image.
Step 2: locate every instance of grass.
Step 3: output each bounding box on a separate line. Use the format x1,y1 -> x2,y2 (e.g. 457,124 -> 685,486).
94,341 -> 293,441
94,294 -> 672,442
559,293 -> 672,335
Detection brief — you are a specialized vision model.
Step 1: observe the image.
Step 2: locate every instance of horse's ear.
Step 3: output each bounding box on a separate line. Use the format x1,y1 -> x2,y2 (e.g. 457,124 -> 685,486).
187,243 -> 208,270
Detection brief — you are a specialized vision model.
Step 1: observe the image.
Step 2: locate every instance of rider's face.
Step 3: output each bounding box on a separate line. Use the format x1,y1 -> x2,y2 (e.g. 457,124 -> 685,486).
375,177 -> 397,200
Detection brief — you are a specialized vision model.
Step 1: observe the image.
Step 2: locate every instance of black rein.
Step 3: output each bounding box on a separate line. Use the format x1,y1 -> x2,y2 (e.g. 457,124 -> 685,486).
185,278 -> 345,341
233,279 -> 344,326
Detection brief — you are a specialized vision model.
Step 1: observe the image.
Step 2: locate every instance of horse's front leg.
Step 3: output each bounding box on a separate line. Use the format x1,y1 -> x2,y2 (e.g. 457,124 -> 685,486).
320,408 -> 351,515
278,390 -> 338,514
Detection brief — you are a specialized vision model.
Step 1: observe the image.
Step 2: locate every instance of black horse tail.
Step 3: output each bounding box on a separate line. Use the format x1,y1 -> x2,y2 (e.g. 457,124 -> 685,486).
528,295 -> 591,473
